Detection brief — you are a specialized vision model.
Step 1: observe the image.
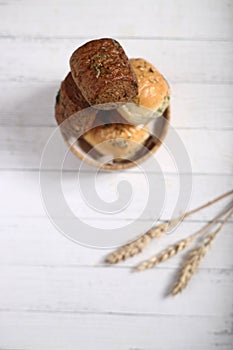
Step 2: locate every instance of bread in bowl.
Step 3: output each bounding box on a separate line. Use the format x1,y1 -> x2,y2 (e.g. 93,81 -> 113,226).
83,122 -> 150,160
55,72 -> 96,137
117,58 -> 170,125
70,38 -> 138,109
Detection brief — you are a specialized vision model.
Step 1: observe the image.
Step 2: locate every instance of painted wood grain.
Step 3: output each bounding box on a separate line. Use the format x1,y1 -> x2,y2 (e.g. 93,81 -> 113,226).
0,38 -> 232,84
0,171 -> 232,220
0,1 -> 232,349
0,218 -> 232,269
0,265 -> 232,317
0,311 -> 232,350
0,0 -> 232,41
1,82 -> 233,129
0,126 -> 232,173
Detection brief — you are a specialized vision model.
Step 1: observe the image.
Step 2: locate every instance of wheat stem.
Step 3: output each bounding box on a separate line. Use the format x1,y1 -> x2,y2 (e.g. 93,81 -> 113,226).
171,208 -> 233,295
183,189 -> 233,220
135,204 -> 232,272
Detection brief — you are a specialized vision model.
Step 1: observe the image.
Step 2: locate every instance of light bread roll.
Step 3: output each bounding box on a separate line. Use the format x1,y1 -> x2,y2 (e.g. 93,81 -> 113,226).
117,58 -> 170,125
83,123 -> 150,160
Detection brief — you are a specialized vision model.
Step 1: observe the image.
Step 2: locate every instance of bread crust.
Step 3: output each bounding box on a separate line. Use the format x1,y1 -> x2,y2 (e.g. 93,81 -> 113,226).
55,72 -> 96,137
117,58 -> 170,125
83,123 -> 150,159
70,38 -> 138,107
130,58 -> 170,111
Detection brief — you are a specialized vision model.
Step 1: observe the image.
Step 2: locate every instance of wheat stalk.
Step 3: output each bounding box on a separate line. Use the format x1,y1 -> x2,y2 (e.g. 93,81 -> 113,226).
171,208 -> 233,295
135,205 -> 232,272
105,190 -> 233,264
182,189 -> 233,220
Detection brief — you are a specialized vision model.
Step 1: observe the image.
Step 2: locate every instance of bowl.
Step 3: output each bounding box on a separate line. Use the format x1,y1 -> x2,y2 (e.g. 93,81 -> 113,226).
58,107 -> 170,170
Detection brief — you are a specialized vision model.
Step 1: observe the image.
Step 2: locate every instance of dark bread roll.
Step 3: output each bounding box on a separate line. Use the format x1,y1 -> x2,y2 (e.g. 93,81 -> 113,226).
70,38 -> 138,108
55,89 -> 65,124
55,92 -> 74,139
55,91 -> 86,140
55,72 -> 96,137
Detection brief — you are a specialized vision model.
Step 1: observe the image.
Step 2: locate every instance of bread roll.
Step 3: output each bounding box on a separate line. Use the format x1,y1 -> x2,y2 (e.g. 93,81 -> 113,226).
55,72 -> 96,137
70,38 -> 138,108
117,58 -> 170,125
83,123 -> 150,160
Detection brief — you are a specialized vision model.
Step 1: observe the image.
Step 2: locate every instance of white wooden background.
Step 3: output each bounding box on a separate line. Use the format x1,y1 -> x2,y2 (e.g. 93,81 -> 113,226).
0,0 -> 233,349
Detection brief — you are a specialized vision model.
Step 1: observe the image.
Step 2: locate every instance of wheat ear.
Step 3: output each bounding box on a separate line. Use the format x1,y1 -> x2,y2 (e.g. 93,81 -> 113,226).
135,205 -> 232,272
171,208 -> 233,295
105,222 -> 170,264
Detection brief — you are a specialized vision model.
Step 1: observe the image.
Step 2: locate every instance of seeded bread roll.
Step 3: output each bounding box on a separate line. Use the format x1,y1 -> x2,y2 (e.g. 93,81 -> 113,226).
55,72 -> 96,137
70,38 -> 138,108
83,123 -> 150,160
117,58 -> 170,125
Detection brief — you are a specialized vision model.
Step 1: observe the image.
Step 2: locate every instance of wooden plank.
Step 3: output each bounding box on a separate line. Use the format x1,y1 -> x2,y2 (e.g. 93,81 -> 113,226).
0,265 -> 232,317
0,2 -> 232,349
0,0 -> 232,40
0,126 -> 232,173
0,38 -> 232,83
0,171 -> 232,219
1,82 -> 233,129
0,311 -> 232,350
0,218 -> 232,269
